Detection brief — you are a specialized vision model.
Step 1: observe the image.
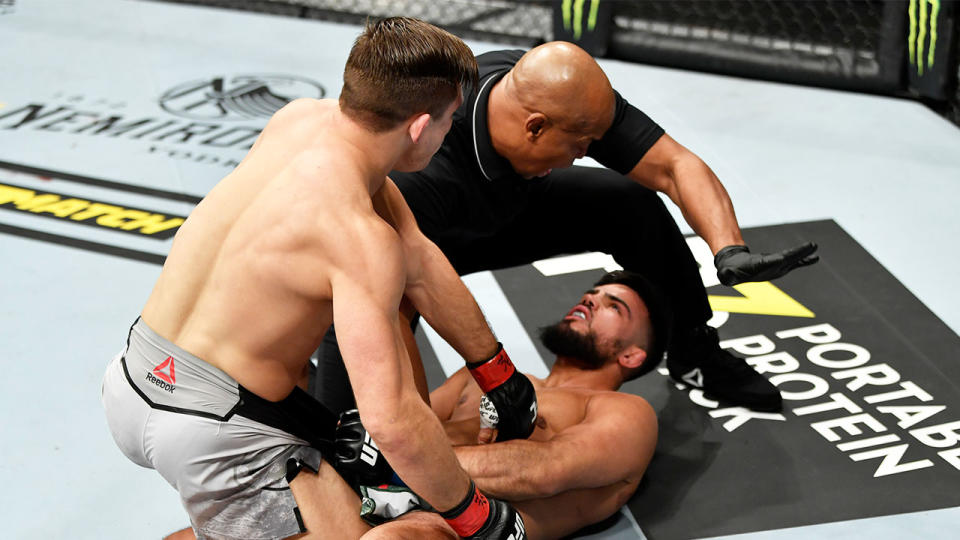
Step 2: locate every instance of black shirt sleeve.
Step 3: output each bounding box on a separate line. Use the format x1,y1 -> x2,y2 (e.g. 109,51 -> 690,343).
476,49 -> 525,78
587,90 -> 665,175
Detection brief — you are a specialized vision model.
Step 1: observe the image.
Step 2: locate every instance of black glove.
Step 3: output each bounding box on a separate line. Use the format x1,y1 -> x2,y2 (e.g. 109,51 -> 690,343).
714,242 -> 819,286
469,496 -> 526,539
333,409 -> 398,486
467,343 -> 537,441
440,480 -> 527,539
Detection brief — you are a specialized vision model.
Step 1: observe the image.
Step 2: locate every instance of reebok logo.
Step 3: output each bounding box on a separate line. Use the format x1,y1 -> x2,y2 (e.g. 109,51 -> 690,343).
145,356 -> 176,393
153,356 -> 176,384
682,368 -> 704,388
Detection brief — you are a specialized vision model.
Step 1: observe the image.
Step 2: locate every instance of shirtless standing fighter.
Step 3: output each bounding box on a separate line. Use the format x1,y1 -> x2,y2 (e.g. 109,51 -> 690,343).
101,18 -> 534,540
343,271 -> 666,539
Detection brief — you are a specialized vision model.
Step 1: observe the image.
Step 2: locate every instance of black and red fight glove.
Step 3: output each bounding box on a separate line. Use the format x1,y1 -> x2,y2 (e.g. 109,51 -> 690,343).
441,480 -> 526,539
467,343 -> 537,441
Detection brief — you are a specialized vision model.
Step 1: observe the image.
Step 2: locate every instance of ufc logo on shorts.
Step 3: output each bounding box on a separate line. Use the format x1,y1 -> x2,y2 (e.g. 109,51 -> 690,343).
360,432 -> 380,467
508,512 -> 526,540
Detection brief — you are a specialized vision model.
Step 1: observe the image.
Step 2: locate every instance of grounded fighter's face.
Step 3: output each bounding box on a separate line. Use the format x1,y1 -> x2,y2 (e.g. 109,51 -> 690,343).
539,320 -> 611,369
539,283 -> 649,368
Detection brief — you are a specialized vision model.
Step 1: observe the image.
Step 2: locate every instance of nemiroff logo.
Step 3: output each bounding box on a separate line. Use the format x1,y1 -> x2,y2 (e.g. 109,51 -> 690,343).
0,73 -> 327,167
159,74 -> 326,121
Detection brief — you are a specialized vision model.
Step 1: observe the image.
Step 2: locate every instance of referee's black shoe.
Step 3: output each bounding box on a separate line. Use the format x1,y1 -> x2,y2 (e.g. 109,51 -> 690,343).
667,325 -> 782,412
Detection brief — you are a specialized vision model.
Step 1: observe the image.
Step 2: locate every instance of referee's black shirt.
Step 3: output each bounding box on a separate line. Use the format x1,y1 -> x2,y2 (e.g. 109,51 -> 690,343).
391,49 -> 666,243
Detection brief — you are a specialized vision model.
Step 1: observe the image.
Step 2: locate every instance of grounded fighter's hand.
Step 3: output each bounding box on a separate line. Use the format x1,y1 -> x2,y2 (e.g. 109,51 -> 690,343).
441,480 -> 527,539
333,409 -> 399,486
467,343 -> 537,442
714,243 -> 819,286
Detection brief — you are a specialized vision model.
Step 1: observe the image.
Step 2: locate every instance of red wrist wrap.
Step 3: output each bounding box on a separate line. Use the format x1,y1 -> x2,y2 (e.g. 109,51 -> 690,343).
468,346 -> 515,393
442,484 -> 490,537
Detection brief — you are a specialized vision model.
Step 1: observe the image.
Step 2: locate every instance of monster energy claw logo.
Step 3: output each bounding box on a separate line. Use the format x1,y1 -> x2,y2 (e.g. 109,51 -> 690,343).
562,0 -> 601,40
908,0 -> 941,76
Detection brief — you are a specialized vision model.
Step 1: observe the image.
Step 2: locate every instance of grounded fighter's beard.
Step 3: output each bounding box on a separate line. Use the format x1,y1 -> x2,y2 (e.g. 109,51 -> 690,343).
538,320 -> 614,369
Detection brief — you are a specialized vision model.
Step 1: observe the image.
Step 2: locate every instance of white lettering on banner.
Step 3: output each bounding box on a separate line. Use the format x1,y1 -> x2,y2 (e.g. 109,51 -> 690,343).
776,323 -> 843,344
833,363 -> 901,391
0,102 -> 261,155
865,382 -> 934,404
878,405 -> 945,429
848,445 -> 934,477
747,351 -> 801,375
768,372 -> 830,401
689,389 -> 719,409
811,413 -> 887,442
502,232 -> 960,478
794,392 -> 862,416
531,252 -> 620,276
709,407 -> 786,431
720,334 -> 776,356
807,342 -> 871,369
672,318 -> 960,477
911,421 -> 960,448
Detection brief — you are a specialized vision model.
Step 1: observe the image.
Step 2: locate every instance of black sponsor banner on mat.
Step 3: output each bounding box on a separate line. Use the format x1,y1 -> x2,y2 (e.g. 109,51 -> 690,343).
480,219 -> 960,539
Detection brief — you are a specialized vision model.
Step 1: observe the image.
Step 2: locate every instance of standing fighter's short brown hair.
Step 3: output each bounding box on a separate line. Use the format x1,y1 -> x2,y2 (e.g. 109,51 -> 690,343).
340,17 -> 478,132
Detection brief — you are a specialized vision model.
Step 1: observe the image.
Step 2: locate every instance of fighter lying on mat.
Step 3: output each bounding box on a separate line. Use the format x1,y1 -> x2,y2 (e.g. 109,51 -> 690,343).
338,270 -> 667,540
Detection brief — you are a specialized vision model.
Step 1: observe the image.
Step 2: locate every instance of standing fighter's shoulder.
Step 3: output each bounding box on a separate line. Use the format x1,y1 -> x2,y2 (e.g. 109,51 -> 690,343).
271,97 -> 332,122
325,204 -> 404,269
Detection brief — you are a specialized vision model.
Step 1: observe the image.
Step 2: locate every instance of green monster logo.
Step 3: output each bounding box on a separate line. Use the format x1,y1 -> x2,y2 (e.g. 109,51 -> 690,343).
561,0 -> 601,40
908,0 -> 941,76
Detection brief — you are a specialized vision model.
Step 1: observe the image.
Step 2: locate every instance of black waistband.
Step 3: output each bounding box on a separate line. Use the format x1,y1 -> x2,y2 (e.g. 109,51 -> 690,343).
236,384 -> 337,455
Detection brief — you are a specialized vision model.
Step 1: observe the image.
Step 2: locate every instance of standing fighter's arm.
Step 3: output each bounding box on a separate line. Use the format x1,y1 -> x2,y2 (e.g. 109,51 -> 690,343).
374,178 -> 537,442
629,133 -> 818,284
332,220 -> 528,539
330,221 -> 472,512
374,178 -> 498,361
453,393 -> 657,501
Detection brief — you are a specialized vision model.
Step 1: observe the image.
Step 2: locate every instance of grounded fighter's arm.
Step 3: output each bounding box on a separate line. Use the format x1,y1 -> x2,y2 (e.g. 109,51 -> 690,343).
627,133 -> 743,254
512,481 -> 639,540
374,178 -> 498,361
430,367 -> 473,422
629,134 -> 818,284
330,222 -> 472,513
454,394 -> 657,501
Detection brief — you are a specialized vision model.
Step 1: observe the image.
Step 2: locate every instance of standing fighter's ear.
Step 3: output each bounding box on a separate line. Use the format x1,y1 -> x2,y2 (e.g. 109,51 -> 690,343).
617,345 -> 647,371
525,113 -> 547,142
408,113 -> 432,144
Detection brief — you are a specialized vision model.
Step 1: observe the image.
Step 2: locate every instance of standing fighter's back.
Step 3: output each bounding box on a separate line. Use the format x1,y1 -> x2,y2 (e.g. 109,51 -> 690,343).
141,98 -> 384,400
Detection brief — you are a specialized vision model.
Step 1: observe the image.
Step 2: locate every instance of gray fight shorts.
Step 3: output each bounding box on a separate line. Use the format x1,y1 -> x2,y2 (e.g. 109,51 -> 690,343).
101,318 -> 337,540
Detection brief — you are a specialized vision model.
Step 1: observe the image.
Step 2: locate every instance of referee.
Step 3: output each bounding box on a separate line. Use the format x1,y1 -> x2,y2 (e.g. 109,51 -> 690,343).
316,42 -> 818,414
